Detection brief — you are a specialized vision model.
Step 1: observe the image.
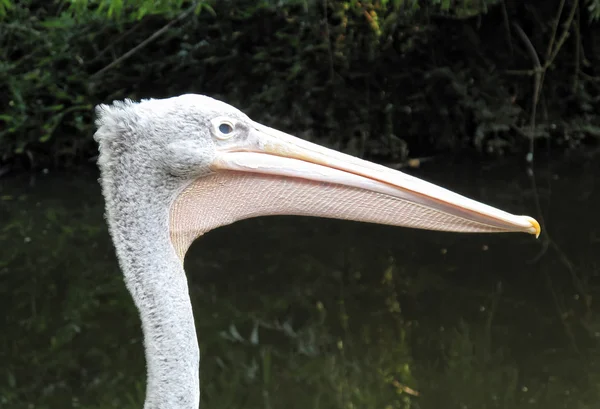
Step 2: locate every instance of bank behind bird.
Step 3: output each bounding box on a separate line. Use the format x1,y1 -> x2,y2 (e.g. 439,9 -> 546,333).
94,94 -> 540,408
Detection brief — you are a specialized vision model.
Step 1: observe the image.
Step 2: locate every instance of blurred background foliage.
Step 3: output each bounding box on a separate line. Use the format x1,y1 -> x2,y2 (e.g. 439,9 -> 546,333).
2,3 -> 600,408
0,0 -> 599,170
2,159 -> 599,408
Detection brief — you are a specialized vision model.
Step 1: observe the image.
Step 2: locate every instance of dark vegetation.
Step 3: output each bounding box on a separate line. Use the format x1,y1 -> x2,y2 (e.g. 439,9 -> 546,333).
2,160 -> 600,408
1,0 -> 599,170
2,2 -> 600,408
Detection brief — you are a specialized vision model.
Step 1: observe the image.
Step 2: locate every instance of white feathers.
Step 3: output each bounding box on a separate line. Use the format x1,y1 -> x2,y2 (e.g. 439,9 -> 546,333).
94,98 -> 141,143
95,94 -> 230,409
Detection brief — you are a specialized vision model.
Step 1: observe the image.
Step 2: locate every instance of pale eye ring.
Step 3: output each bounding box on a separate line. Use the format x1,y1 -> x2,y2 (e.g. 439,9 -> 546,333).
214,119 -> 235,140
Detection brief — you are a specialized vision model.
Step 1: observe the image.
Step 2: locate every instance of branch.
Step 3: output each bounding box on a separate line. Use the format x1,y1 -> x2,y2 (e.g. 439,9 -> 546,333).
322,0 -> 334,82
91,20 -> 145,64
512,23 -> 541,155
545,0 -> 566,59
573,6 -> 581,93
90,4 -> 197,79
511,23 -> 548,262
501,1 -> 513,57
546,0 -> 579,68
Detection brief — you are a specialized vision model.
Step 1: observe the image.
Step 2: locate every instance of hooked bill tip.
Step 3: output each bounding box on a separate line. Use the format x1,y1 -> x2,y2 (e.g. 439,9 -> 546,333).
524,216 -> 541,238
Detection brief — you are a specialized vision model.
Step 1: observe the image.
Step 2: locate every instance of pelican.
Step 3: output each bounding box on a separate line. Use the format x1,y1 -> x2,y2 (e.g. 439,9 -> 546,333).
94,94 -> 540,409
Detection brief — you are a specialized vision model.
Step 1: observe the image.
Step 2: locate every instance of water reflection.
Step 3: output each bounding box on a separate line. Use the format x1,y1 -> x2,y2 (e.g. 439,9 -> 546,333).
1,158 -> 598,409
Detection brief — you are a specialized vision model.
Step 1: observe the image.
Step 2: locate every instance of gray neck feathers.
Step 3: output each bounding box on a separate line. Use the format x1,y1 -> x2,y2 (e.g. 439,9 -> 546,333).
99,164 -> 200,409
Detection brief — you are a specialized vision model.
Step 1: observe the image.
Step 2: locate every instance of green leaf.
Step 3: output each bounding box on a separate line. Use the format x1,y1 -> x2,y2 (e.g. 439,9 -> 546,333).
39,18 -> 68,28
195,2 -> 217,17
45,104 -> 64,112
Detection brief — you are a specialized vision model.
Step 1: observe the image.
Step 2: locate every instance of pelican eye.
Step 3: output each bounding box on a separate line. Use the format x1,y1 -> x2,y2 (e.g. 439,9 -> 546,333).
212,118 -> 236,140
211,117 -> 237,140
219,123 -> 233,135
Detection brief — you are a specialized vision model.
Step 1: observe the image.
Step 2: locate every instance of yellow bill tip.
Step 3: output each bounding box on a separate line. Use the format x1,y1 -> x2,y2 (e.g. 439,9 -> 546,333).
524,216 -> 541,238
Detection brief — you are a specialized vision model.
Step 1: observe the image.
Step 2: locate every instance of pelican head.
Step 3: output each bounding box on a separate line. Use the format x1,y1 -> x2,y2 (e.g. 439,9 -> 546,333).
96,94 -> 539,256
94,93 -> 539,409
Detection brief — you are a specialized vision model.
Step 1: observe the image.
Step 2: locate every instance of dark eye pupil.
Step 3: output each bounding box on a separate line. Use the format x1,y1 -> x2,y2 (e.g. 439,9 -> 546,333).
219,123 -> 233,134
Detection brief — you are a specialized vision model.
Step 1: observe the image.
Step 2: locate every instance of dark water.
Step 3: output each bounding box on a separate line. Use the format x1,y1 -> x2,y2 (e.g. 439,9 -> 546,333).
1,157 -> 598,409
